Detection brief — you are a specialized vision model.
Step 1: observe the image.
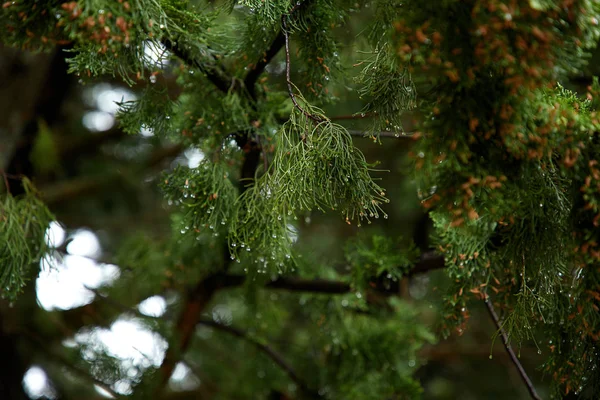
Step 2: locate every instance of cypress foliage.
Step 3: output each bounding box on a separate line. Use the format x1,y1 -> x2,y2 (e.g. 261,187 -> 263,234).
2,0 -> 600,398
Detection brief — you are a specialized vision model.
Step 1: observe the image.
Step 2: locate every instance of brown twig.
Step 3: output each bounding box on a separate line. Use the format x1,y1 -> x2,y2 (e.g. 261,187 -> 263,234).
197,319 -> 318,397
484,297 -> 542,400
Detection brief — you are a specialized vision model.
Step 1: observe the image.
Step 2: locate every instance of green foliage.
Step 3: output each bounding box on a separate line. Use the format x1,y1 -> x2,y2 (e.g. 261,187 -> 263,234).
229,97 -> 389,271
5,0 -> 600,398
357,43 -> 416,135
117,85 -> 176,136
30,119 -> 60,177
346,234 -> 420,291
0,179 -> 53,301
161,161 -> 238,237
324,299 -> 434,399
292,0 -> 343,101
271,101 -> 388,222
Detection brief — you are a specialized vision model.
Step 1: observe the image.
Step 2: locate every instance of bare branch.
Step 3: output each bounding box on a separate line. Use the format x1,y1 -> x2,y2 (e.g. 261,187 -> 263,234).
484,297 -> 542,400
197,319 -> 318,398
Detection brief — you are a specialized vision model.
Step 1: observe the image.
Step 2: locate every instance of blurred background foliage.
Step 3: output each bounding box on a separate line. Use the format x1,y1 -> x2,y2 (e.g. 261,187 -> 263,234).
1,0 -> 600,399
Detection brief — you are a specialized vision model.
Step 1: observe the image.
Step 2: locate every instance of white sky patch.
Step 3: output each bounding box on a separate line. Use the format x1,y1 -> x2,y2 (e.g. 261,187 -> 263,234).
112,380 -> 133,395
37,229 -> 119,310
169,363 -> 201,392
138,295 -> 167,317
66,229 -> 102,258
185,148 -> 205,168
212,304 -> 233,326
75,318 -> 167,368
287,223 -> 298,243
22,366 -> 56,399
140,124 -> 154,137
37,256 -> 119,310
142,40 -> 170,69
95,85 -> 137,115
37,226 -> 168,393
82,111 -> 115,132
45,221 -> 66,248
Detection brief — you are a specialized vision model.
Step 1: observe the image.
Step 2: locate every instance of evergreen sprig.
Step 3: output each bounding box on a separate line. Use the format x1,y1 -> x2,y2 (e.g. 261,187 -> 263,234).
0,178 -> 54,301
117,85 -> 176,136
161,160 -> 238,238
357,43 -> 416,136
345,235 -> 420,291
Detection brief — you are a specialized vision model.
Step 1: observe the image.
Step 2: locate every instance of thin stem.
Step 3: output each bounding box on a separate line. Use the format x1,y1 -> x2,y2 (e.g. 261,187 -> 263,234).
1,170 -> 10,194
197,319 -> 318,398
243,0 -> 315,98
330,112 -> 378,121
282,15 -> 323,123
346,129 -> 417,139
484,297 -> 542,400
254,133 -> 269,172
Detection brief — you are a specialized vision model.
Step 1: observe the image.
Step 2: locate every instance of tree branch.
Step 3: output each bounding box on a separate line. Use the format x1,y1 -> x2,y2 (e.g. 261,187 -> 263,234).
346,129 -> 417,139
329,112 -> 377,121
162,38 -> 232,95
243,0 -> 315,100
40,143 -> 183,205
484,297 -> 542,400
157,273 -> 235,388
407,251 -> 446,277
244,32 -> 285,100
197,319 -> 318,398
220,250 -> 445,294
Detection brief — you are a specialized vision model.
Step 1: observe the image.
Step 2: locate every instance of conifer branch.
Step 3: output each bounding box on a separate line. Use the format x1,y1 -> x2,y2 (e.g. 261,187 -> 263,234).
197,319 -> 318,398
243,0 -> 314,99
484,298 -> 542,400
